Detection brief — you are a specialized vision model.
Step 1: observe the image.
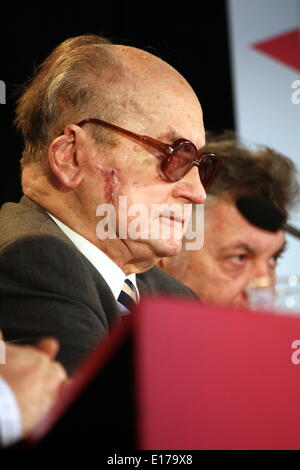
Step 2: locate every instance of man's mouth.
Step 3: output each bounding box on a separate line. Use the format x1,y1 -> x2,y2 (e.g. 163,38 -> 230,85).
161,215 -> 184,227
160,214 -> 184,226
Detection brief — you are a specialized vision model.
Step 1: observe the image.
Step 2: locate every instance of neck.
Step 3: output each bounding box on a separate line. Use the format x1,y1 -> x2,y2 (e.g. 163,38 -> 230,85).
26,190 -> 158,274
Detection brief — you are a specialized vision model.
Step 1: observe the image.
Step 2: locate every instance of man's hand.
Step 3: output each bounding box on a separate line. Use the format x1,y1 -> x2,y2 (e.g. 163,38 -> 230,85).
0,331 -> 67,437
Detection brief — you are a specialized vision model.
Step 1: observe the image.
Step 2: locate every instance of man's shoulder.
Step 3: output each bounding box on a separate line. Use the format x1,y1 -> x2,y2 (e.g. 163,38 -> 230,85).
0,196 -> 99,281
0,196 -> 71,249
137,265 -> 198,299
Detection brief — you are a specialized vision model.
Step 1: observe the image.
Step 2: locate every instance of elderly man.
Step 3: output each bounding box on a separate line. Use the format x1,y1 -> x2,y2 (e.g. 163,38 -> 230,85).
0,35 -> 221,373
160,134 -> 299,309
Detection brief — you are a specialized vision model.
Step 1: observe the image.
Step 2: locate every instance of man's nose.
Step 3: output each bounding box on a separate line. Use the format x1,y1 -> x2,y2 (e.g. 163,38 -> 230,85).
246,262 -> 275,294
252,260 -> 275,281
171,166 -> 206,204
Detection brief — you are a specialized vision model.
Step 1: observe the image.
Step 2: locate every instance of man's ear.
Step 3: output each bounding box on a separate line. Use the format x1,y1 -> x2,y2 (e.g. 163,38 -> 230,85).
48,125 -> 84,189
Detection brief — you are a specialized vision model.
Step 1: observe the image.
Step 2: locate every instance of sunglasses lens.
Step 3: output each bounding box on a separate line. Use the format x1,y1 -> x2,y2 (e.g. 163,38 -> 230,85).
198,154 -> 222,190
162,143 -> 196,182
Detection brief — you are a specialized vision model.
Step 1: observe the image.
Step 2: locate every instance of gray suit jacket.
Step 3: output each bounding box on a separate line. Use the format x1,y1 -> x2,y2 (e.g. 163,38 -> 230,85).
0,196 -> 197,373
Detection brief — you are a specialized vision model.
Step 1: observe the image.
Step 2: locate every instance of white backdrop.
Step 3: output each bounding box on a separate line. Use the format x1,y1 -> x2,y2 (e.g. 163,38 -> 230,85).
227,0 -> 300,276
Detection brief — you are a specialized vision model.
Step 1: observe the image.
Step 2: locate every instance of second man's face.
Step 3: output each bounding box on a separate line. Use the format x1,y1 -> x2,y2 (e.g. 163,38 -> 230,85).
163,198 -> 285,308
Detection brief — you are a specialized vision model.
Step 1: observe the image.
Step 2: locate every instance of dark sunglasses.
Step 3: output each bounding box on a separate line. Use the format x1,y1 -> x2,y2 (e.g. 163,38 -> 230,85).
76,118 -> 222,190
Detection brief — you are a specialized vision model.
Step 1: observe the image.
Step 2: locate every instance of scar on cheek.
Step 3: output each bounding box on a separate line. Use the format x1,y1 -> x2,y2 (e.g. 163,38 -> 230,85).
101,168 -> 120,202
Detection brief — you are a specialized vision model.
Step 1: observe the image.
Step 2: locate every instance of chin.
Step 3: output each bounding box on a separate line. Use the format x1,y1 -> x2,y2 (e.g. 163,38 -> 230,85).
152,238 -> 183,258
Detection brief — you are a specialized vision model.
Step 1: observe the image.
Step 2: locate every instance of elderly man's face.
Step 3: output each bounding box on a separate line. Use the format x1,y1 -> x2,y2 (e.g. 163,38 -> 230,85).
82,78 -> 207,265
162,198 -> 286,308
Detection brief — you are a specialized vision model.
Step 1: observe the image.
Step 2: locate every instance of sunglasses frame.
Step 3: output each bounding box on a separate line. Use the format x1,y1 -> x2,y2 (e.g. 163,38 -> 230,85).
75,118 -> 222,188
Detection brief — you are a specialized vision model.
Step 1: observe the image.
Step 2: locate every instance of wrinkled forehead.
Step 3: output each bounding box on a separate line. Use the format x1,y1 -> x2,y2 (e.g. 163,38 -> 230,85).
112,45 -> 205,147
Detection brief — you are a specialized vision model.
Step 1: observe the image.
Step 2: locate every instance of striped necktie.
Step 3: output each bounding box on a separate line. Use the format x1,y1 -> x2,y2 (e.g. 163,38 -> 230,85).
117,278 -> 139,315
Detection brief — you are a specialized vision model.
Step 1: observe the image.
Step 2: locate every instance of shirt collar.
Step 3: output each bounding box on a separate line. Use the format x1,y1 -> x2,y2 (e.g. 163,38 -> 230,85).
47,213 -> 139,301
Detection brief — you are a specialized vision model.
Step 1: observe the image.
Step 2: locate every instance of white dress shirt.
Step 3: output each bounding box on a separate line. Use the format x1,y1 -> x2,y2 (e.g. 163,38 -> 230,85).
47,213 -> 139,303
0,377 -> 22,447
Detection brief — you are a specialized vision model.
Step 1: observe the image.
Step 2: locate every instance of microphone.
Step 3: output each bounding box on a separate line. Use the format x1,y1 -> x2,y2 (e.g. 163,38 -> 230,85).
236,196 -> 300,240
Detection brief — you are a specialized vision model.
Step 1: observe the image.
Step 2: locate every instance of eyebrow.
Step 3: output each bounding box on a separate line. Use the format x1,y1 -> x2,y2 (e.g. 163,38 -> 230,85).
220,243 -> 255,255
163,127 -> 185,142
273,241 -> 287,260
161,126 -> 205,150
220,240 -> 288,259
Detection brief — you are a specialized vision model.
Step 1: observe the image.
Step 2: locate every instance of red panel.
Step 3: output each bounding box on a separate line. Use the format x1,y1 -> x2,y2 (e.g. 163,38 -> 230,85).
252,28 -> 300,72
135,297 -> 300,450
